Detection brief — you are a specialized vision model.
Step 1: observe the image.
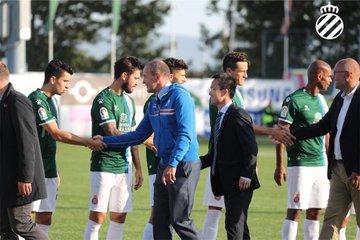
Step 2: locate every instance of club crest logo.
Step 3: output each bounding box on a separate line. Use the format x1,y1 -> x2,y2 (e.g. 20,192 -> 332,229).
120,113 -> 127,123
91,195 -> 98,205
315,3 -> 344,40
313,112 -> 322,123
293,192 -> 300,203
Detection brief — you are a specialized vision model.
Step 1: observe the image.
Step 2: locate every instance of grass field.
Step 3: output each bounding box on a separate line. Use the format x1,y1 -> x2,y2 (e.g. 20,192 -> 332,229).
50,139 -> 357,239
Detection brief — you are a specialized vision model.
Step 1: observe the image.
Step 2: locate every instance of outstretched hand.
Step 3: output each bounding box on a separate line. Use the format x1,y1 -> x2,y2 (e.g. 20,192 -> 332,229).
88,136 -> 106,151
270,125 -> 296,146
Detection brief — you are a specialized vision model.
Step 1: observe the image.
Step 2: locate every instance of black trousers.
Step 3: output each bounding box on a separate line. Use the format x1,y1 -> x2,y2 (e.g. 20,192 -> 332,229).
224,189 -> 254,240
0,201 -> 48,240
153,160 -> 202,240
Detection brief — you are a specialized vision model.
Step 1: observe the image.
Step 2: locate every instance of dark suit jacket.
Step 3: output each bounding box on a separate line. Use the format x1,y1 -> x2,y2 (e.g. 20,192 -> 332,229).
291,85 -> 360,179
201,104 -> 260,196
0,83 -> 46,207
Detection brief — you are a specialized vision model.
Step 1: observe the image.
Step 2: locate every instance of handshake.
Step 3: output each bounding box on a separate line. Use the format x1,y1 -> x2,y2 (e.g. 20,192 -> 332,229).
87,135 -> 106,151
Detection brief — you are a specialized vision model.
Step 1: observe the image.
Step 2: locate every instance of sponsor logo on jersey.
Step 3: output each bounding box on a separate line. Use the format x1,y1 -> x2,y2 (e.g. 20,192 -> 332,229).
99,107 -> 109,120
313,112 -> 322,123
38,107 -> 48,121
280,106 -> 288,118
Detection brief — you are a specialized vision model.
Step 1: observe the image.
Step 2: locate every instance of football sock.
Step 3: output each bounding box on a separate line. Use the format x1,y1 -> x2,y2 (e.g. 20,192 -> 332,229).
106,221 -> 123,240
202,209 -> 222,240
303,219 -> 319,240
282,219 -> 298,240
142,222 -> 153,240
84,220 -> 101,240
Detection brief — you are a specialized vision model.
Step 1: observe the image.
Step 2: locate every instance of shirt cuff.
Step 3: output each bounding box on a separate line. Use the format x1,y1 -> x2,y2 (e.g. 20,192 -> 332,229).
240,176 -> 251,183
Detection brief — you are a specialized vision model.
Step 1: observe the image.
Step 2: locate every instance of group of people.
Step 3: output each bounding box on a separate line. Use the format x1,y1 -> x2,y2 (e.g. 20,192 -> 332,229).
0,53 -> 359,240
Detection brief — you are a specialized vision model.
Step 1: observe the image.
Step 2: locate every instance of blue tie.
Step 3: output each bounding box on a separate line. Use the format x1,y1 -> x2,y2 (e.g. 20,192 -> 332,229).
211,111 -> 223,176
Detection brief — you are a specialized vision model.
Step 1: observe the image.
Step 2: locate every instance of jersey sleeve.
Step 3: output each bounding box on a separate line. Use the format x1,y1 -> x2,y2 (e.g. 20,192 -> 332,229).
93,96 -> 116,126
278,96 -> 297,124
30,97 -> 56,126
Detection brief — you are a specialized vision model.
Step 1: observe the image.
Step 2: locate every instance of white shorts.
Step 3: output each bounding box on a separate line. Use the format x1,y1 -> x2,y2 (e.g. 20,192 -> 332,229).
287,166 -> 330,209
148,174 -> 156,207
89,171 -> 132,213
202,170 -> 225,208
33,177 -> 59,212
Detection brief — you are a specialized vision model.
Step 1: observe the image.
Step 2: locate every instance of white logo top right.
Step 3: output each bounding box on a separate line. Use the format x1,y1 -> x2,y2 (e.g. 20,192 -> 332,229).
315,2 -> 344,40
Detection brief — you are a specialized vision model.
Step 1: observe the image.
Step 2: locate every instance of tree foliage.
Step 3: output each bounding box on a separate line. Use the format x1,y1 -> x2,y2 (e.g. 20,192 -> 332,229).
27,0 -> 170,72
201,0 -> 360,78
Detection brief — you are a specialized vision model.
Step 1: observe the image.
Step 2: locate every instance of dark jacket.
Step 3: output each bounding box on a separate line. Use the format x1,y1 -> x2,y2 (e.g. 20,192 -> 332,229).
0,83 -> 46,207
201,104 -> 260,196
291,85 -> 360,179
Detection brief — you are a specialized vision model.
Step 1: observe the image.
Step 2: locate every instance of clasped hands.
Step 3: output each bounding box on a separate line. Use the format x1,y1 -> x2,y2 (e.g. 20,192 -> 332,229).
87,135 -> 106,151
269,124 -> 296,146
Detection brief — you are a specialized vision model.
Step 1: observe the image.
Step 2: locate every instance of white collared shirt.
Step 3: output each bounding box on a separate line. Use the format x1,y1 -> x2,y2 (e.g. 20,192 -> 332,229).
218,100 -> 233,127
334,82 -> 359,160
157,82 -> 172,100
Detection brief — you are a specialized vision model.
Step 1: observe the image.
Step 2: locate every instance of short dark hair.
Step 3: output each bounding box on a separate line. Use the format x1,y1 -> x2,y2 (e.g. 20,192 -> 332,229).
222,51 -> 249,72
44,59 -> 73,83
114,56 -> 143,79
163,57 -> 188,72
214,73 -> 237,98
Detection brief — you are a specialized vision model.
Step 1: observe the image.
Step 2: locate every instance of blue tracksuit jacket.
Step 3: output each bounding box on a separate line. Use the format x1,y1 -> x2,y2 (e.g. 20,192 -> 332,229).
103,83 -> 199,167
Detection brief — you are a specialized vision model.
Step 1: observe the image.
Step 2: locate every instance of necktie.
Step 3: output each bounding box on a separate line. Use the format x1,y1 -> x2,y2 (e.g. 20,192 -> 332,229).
211,111 -> 223,176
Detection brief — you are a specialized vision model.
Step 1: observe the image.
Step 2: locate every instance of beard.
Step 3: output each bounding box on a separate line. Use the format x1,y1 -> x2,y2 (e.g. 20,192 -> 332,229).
122,81 -> 132,94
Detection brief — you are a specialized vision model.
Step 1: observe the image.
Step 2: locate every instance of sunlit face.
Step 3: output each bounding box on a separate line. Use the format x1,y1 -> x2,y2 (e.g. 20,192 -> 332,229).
123,69 -> 140,94
333,63 -> 349,91
209,79 -> 226,107
171,69 -> 187,84
142,66 -> 158,93
52,71 -> 71,95
226,61 -> 248,86
317,66 -> 332,91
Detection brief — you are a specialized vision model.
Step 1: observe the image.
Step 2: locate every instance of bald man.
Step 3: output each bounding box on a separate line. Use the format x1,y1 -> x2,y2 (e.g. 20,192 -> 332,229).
275,60 -> 332,240
290,58 -> 360,239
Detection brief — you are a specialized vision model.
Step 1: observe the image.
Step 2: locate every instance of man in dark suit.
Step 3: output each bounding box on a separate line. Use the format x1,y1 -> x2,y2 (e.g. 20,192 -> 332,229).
0,61 -> 48,239
290,58 -> 360,239
201,73 -> 259,240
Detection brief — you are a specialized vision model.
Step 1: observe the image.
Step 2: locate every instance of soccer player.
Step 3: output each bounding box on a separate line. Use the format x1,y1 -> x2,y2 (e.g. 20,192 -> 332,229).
141,57 -> 190,240
274,60 -> 332,240
83,56 -> 144,240
202,51 -> 295,240
28,59 -> 104,237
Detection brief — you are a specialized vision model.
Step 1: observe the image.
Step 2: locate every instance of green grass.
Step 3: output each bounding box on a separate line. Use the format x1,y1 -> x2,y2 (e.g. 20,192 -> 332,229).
50,139 -> 357,239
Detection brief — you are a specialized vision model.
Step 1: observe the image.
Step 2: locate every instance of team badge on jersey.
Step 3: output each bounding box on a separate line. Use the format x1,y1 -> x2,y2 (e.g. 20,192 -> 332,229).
91,195 -> 98,205
120,113 -> 128,123
280,106 -> 289,118
293,192 -> 300,203
38,107 -> 48,121
99,107 -> 109,120
313,112 -> 322,123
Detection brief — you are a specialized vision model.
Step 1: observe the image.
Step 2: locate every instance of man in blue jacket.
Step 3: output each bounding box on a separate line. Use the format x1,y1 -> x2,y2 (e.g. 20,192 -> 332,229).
94,59 -> 202,240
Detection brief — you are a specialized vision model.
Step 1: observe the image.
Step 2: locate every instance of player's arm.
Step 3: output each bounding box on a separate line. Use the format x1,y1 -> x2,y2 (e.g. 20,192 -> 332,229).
253,124 -> 295,146
274,121 -> 289,186
131,146 -> 143,190
42,121 -> 103,150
